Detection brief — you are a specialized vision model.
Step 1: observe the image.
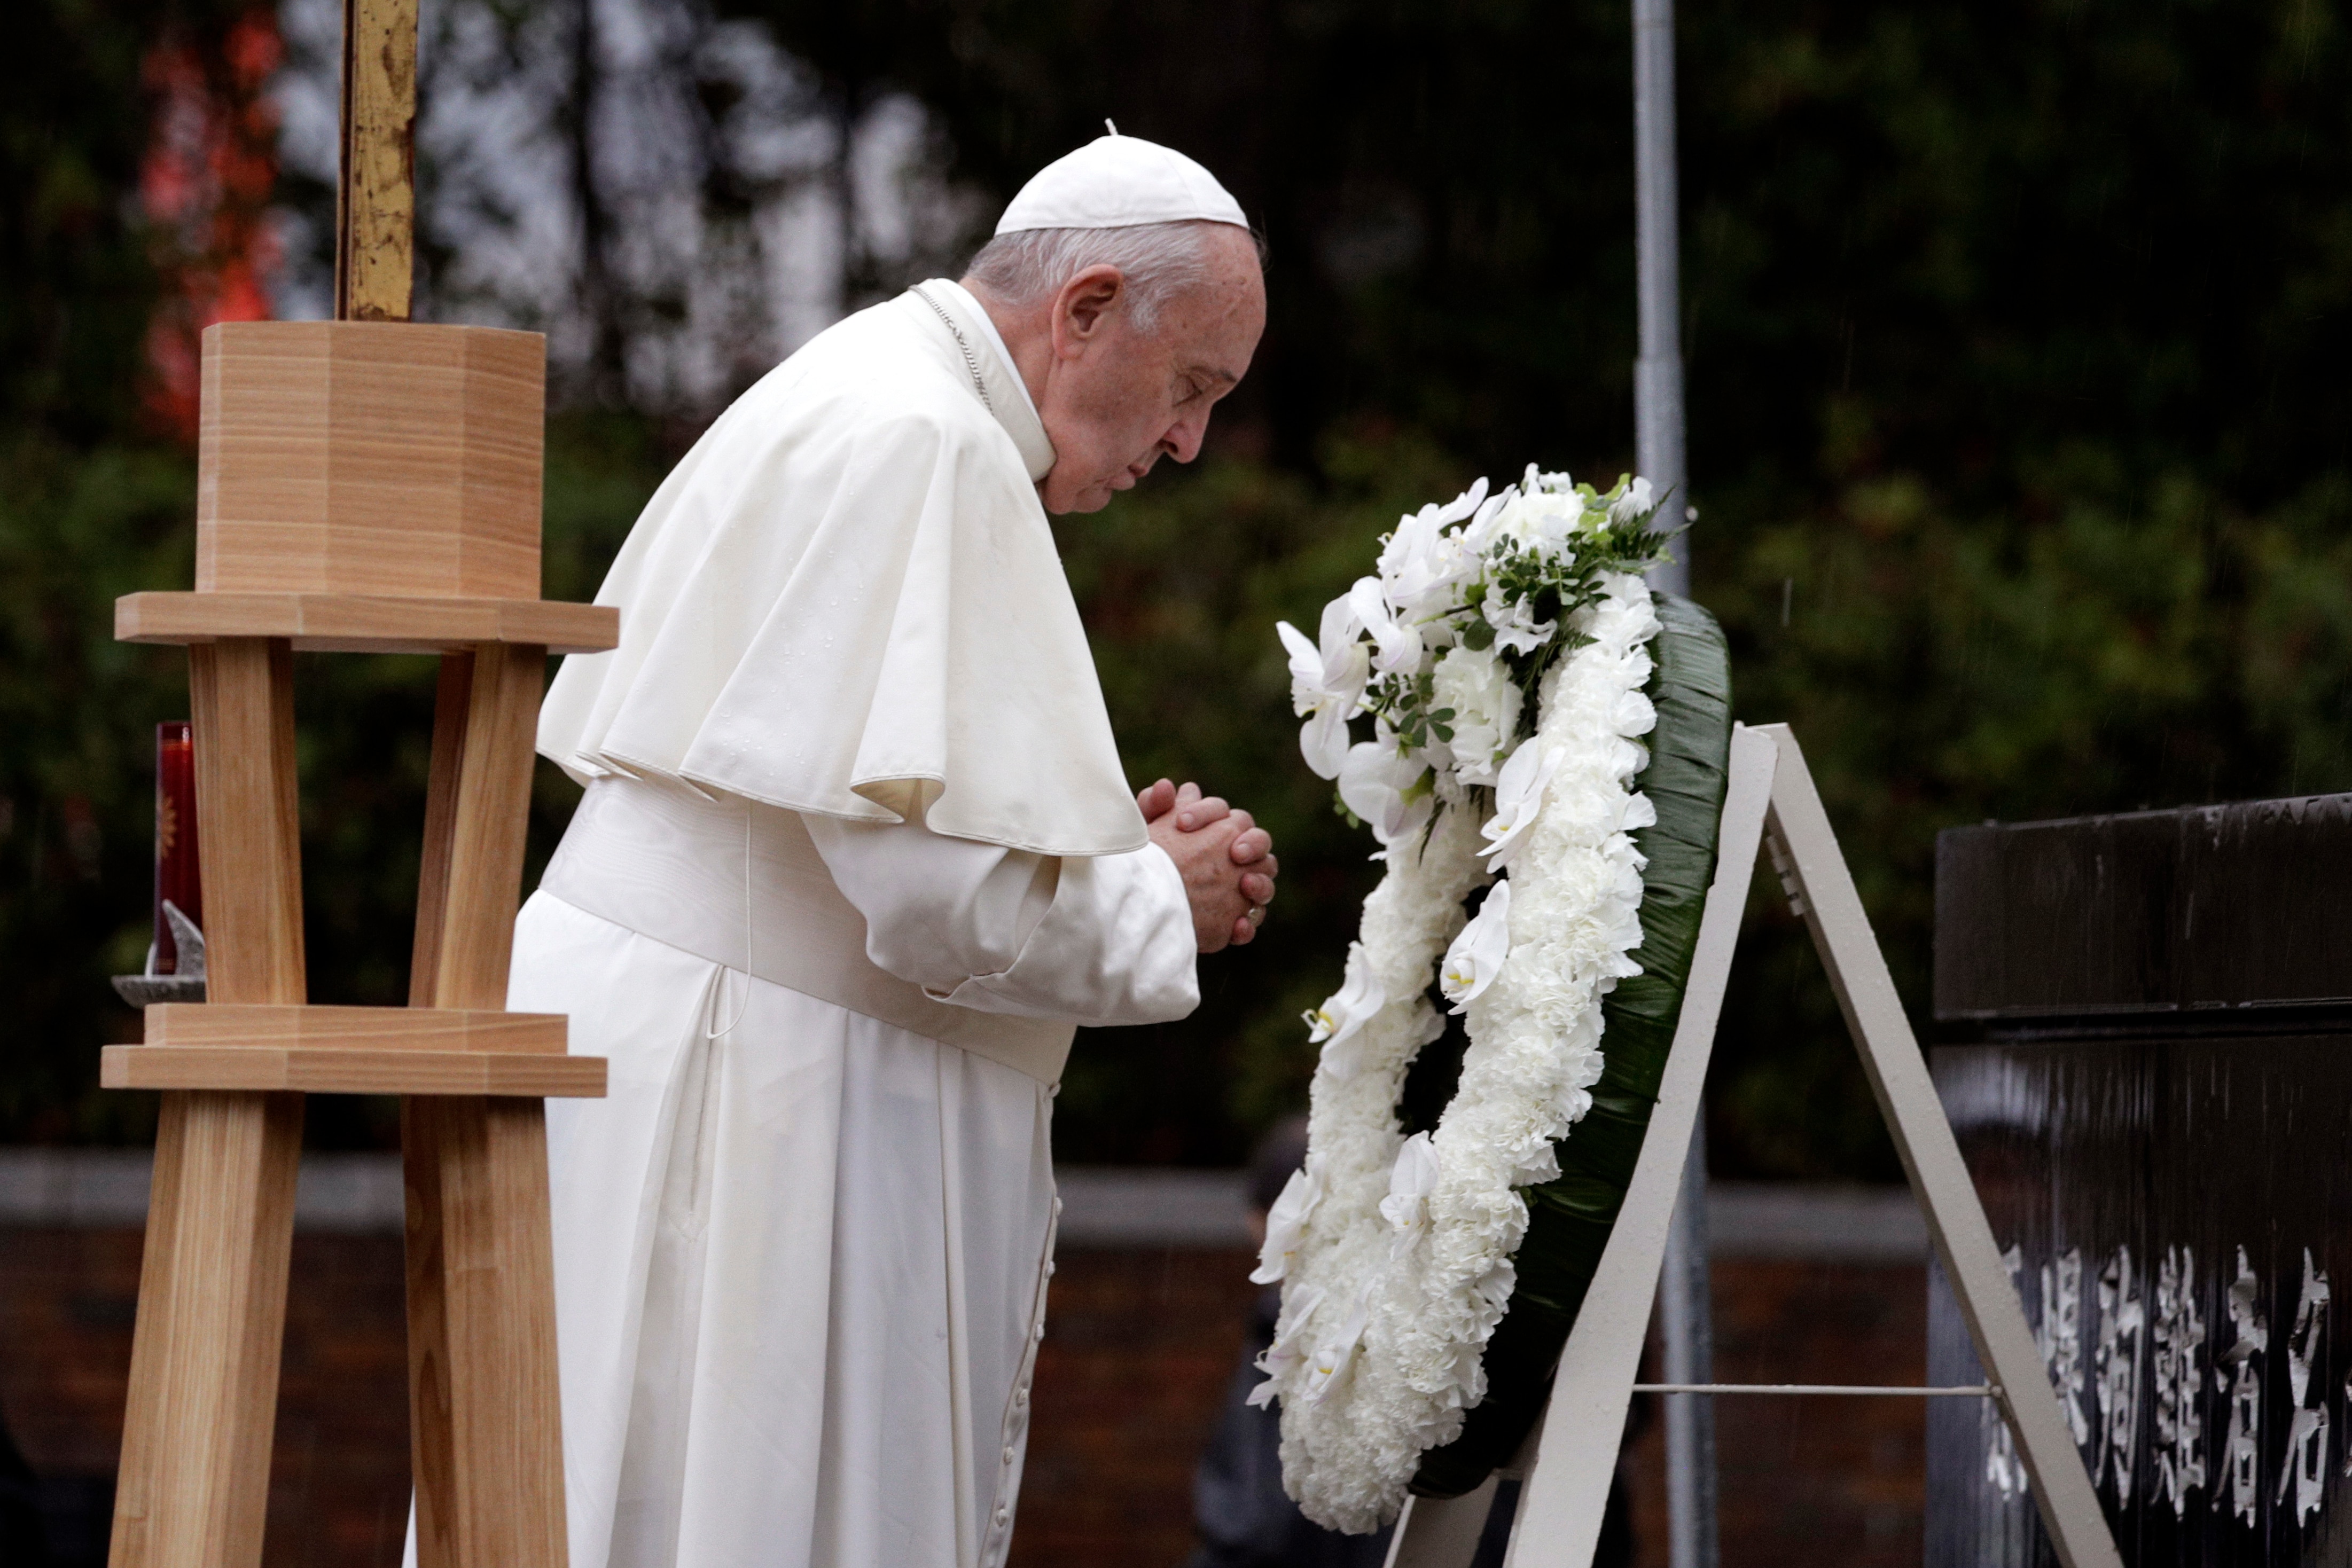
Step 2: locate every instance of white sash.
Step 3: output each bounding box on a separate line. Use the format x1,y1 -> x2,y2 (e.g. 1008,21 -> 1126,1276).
540,778 -> 1076,1085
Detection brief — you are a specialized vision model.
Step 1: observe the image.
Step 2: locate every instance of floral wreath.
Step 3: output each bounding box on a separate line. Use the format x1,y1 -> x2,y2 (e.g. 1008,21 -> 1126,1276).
1252,467 -> 1670,1533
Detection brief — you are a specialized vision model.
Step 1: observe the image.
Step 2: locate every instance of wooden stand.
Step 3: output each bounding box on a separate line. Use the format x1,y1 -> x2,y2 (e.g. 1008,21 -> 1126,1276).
1382,725 -> 2127,1568
102,5 -> 615,1564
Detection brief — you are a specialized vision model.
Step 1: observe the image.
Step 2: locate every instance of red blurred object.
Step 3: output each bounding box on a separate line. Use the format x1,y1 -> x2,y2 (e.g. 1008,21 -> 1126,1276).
154,722 -> 203,974
140,9 -> 284,442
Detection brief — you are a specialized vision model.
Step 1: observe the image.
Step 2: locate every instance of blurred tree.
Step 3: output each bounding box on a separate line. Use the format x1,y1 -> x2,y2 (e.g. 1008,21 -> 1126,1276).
12,0 -> 2352,1178
732,0 -> 1643,480
741,0 -> 2352,1175
0,0 -> 252,1141
140,6 -> 284,438
0,2 -> 675,1146
268,0 -> 984,416
3,1 -> 176,441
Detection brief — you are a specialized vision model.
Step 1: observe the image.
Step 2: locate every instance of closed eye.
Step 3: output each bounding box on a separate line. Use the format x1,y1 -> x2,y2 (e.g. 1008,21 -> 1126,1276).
1177,366 -> 1238,406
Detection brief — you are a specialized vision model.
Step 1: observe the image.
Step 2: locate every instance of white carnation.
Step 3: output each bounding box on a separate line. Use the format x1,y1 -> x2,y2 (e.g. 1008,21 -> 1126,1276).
1429,645 -> 1521,785
1490,477 -> 1598,558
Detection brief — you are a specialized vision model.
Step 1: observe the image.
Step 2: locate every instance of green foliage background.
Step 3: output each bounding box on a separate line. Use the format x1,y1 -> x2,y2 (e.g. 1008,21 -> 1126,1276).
10,0 -> 2352,1175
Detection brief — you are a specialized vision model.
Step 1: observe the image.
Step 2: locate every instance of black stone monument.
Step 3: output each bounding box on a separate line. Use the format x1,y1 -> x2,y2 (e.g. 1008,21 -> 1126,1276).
1927,794 -> 2352,1566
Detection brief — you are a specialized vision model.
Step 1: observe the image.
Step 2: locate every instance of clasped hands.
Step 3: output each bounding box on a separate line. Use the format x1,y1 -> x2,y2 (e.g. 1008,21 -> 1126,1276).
1138,779 -> 1279,953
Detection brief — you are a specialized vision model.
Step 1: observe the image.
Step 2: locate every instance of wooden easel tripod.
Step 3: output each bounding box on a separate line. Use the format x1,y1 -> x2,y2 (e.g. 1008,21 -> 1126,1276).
99,4 -> 613,1565
1385,725 -> 2127,1568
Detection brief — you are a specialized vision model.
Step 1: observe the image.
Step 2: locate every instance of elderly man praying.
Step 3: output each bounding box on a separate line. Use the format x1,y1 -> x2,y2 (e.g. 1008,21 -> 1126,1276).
503,133 -> 1277,1568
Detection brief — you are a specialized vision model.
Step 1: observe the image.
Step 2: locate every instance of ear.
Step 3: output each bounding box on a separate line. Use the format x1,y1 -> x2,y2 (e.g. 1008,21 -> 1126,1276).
1051,264 -> 1127,360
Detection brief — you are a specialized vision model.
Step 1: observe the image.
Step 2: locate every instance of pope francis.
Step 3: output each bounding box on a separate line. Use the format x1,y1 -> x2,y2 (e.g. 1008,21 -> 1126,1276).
500,132 -> 1277,1568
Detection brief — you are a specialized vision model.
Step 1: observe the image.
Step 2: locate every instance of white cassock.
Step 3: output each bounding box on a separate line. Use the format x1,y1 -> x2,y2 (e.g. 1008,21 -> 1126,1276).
464,280 -> 1202,1568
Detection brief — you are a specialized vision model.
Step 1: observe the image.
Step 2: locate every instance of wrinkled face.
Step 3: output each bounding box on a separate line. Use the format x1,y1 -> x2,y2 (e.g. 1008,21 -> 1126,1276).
1031,228 -> 1266,514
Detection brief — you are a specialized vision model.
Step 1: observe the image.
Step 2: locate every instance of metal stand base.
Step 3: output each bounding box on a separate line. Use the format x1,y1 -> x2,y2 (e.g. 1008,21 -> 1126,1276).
1384,724 -> 2124,1568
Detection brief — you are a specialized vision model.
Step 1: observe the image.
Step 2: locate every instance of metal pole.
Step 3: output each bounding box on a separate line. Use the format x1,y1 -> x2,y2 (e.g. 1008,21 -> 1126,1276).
1635,0 -> 1690,600
1635,0 -> 1713,1557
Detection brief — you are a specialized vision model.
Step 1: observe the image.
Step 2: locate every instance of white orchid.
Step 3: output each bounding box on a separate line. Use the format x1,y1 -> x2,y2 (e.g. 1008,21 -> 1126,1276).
1377,478 -> 1489,621
1278,597 -> 1370,780
1439,879 -> 1513,1012
1374,508 -> 1451,606
1250,1156 -> 1327,1284
1429,646 -> 1521,786
1378,1132 -> 1442,1258
1439,475 -> 1492,523
1348,576 -> 1423,675
1480,737 -> 1563,869
1608,475 -> 1656,526
1338,728 -> 1433,847
1248,1283 -> 1327,1407
1304,1295 -> 1371,1404
1303,941 -> 1385,1074
1480,581 -> 1556,657
1458,489 -> 1510,555
1294,706 -> 1354,782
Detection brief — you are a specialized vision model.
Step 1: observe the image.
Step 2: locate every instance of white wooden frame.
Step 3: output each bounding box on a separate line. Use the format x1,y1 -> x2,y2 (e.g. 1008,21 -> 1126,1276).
1384,722 -> 2122,1568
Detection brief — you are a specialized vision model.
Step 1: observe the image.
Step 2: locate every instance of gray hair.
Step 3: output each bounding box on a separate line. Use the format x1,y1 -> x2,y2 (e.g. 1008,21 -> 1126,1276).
961,220 -> 1261,334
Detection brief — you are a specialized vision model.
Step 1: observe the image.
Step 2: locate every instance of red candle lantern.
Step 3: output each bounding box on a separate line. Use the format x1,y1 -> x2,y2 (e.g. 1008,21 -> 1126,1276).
153,720 -> 202,973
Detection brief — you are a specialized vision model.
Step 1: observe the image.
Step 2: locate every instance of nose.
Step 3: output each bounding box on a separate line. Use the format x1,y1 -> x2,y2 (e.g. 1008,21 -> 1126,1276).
1165,409 -> 1211,465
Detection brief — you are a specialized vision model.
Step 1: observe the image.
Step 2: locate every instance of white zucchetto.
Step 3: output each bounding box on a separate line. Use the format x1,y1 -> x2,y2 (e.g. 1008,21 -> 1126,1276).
995,129 -> 1248,235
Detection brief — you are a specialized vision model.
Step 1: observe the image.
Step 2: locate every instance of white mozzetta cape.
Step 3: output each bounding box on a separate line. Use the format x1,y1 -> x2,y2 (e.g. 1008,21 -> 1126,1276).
539,282 -> 1148,857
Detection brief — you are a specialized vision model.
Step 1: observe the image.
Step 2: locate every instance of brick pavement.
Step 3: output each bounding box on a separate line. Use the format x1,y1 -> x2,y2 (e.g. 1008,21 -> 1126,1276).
0,1237 -> 1927,1567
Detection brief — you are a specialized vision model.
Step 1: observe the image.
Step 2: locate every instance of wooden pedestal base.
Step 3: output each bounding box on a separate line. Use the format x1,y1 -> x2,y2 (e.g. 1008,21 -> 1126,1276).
111,11 -> 598,1558
111,1092 -> 572,1568
109,1092 -> 303,1568
107,634 -> 593,1568
404,1097 -> 567,1568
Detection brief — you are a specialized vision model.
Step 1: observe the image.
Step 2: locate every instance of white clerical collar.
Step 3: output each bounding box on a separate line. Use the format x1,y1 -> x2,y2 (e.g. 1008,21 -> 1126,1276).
934,281 -> 1037,419
912,280 -> 1056,483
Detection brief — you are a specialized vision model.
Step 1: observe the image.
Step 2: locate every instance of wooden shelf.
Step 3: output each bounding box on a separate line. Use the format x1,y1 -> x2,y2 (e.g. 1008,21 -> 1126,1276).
144,1002 -> 571,1053
102,1045 -> 605,1097
104,1004 -> 606,1097
116,592 -> 618,654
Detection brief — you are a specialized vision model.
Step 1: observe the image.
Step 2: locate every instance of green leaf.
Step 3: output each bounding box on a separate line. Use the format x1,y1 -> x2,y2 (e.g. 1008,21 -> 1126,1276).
1408,593 -> 1733,1500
